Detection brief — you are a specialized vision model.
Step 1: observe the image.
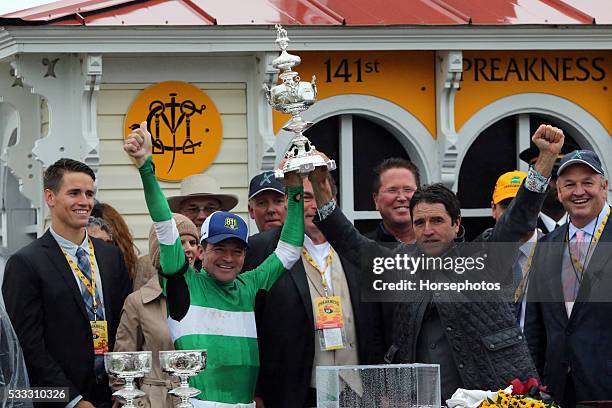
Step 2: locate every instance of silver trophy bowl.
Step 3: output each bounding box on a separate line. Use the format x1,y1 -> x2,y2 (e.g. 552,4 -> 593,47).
104,351 -> 152,408
263,24 -> 336,178
160,350 -> 207,408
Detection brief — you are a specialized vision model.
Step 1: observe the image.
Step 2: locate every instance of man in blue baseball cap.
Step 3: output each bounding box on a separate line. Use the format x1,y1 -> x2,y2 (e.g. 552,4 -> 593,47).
248,171 -> 287,233
526,149 -> 612,407
124,121 -> 305,407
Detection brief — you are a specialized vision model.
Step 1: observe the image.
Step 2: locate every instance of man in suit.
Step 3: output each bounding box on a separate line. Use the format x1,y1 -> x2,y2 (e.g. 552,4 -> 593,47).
243,175 -> 385,408
2,158 -> 131,408
364,158 -> 421,352
309,124 -> 563,401
525,149 -> 612,407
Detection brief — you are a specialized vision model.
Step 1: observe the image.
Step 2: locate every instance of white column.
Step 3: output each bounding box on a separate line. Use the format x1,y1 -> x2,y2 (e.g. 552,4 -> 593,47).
0,63 -> 43,211
436,50 -> 463,189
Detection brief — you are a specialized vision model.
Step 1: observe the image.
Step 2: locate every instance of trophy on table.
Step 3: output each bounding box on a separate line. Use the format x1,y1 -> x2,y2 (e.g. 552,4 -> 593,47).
104,351 -> 152,408
159,350 -> 207,408
263,24 -> 336,178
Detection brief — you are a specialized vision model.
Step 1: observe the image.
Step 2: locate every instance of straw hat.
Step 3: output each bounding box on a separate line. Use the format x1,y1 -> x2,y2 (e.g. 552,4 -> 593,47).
167,174 -> 238,213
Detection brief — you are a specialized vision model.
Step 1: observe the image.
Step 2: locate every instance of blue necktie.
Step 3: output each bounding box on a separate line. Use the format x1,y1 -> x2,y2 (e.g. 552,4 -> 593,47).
75,247 -> 106,381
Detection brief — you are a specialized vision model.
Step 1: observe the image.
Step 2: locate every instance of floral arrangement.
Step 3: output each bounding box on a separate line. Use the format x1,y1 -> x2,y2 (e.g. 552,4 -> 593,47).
478,379 -> 559,408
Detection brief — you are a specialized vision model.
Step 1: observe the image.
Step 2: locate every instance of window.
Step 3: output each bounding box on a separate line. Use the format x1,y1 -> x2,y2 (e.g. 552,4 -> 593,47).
458,114 -> 585,241
305,114 -> 413,234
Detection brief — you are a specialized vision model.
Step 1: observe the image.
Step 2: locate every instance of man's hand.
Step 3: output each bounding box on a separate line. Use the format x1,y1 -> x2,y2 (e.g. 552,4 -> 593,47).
307,152 -> 334,207
533,124 -> 564,156
283,170 -> 302,188
75,400 -> 95,408
307,152 -> 331,187
123,121 -> 152,168
532,124 -> 565,178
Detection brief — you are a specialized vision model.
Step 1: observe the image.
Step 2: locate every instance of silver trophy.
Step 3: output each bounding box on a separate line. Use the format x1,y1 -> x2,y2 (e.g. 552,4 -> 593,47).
104,351 -> 152,408
160,350 -> 207,408
263,24 -> 336,178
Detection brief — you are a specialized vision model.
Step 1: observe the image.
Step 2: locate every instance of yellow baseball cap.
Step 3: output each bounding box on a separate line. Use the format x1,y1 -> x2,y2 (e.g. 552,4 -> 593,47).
492,171 -> 527,204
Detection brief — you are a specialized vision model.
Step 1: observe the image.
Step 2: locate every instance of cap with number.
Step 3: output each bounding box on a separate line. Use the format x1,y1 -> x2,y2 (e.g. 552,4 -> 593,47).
248,171 -> 285,200
200,211 -> 249,247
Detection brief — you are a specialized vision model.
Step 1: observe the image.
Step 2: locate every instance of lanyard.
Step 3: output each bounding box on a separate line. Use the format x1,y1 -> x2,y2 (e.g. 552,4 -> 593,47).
61,239 -> 99,318
513,232 -> 538,303
567,205 -> 610,278
303,247 -> 333,297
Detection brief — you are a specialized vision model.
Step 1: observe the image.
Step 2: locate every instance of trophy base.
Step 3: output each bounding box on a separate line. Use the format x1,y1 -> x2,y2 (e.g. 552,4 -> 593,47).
169,387 -> 202,399
275,154 -> 336,179
113,389 -> 146,408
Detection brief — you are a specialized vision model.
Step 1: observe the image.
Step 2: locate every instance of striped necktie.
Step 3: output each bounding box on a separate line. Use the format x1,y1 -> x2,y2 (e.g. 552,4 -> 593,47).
75,246 -> 106,382
562,229 -> 586,304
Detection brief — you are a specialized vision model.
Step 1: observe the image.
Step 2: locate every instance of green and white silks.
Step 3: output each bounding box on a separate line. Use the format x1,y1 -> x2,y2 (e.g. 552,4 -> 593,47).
138,157 -> 304,406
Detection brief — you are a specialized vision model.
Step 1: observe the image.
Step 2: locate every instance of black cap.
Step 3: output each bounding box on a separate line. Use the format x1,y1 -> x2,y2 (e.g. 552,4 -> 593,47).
519,139 -> 580,176
557,150 -> 604,177
248,171 -> 285,200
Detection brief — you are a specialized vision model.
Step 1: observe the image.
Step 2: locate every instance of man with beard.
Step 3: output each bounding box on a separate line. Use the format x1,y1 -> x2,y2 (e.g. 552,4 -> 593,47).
519,141 -> 579,234
308,124 -> 563,401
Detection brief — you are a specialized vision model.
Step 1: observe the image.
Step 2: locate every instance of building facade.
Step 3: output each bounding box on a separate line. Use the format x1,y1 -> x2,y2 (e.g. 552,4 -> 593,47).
1,0 -> 610,252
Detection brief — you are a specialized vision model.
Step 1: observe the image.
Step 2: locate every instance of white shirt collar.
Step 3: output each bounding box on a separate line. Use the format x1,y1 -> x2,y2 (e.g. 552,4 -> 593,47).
49,226 -> 90,256
540,211 -> 567,232
568,204 -> 610,241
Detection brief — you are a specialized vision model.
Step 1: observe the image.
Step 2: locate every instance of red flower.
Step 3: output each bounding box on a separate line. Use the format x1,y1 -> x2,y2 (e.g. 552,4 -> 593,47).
509,378 -> 548,395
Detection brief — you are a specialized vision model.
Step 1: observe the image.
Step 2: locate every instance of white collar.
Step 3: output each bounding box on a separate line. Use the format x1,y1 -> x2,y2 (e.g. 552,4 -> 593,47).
568,204 -> 610,241
49,226 -> 90,256
303,234 -> 330,256
540,211 -> 567,232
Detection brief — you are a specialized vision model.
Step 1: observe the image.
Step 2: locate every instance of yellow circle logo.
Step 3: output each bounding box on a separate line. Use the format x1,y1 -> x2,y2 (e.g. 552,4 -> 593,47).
124,81 -> 223,182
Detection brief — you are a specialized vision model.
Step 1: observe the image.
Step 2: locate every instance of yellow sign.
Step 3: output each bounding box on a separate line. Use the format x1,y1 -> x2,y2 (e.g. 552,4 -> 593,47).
125,81 -> 223,182
272,51 -> 436,137
456,51 -> 611,134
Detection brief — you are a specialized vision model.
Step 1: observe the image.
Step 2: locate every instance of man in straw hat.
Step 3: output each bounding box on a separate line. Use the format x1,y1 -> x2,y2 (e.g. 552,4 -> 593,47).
167,174 -> 238,230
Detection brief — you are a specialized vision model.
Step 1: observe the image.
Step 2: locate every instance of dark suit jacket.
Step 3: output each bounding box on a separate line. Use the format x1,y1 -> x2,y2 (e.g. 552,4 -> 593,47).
243,227 -> 386,408
2,230 -> 131,406
525,206 -> 612,403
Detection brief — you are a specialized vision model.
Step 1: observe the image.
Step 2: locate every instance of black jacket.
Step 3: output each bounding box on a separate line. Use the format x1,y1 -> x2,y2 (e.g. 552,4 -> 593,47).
2,231 -> 131,406
243,227 -> 386,408
365,222 -> 399,243
525,207 -> 612,403
315,184 -> 544,395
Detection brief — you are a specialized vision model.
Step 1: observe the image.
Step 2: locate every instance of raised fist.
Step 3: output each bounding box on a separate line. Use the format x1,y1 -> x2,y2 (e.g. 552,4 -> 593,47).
123,121 -> 152,168
532,124 -> 564,156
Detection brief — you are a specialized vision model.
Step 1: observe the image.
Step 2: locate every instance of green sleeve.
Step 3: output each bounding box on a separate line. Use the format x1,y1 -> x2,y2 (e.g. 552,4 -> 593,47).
138,156 -> 172,222
279,185 -> 305,246
137,156 -> 186,276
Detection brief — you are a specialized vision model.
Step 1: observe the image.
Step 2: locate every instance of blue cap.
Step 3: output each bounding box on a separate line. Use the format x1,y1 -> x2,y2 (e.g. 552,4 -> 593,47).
248,171 -> 285,200
200,211 -> 249,247
557,150 -> 604,177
